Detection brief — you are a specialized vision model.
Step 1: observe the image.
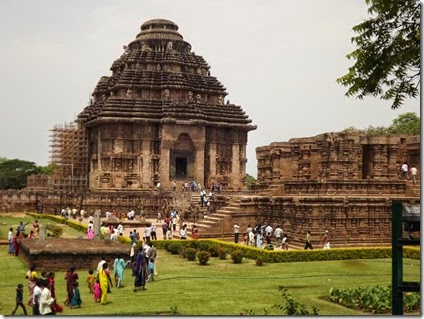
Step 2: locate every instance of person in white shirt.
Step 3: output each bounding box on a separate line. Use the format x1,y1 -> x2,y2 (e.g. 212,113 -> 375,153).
274,226 -> 284,247
410,165 -> 418,184
32,281 -> 42,315
180,224 -> 187,239
38,280 -> 54,315
264,224 -> 273,244
401,162 -> 409,179
234,223 -> 240,243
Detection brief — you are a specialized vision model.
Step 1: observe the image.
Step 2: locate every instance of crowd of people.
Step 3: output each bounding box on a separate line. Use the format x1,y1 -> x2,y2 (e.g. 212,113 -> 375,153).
236,223 -> 331,251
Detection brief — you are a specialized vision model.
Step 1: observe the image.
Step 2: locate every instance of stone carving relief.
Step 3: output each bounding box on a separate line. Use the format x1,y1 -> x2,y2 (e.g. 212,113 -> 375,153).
166,41 -> 173,51
126,88 -> 132,99
218,95 -> 223,105
156,64 -> 161,71
163,89 -> 170,101
196,93 -> 202,103
188,91 -> 194,103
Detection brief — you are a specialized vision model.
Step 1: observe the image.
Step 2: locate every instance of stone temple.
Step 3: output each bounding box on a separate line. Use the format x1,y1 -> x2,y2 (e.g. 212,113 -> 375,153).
77,18 -> 256,191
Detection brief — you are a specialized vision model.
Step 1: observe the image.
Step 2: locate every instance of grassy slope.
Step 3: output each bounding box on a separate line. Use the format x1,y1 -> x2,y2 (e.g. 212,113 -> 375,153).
0,215 -> 420,315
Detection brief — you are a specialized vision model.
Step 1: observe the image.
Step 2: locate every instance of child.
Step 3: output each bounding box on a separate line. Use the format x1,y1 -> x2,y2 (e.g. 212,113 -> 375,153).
147,258 -> 155,282
86,269 -> 95,293
70,282 -> 82,308
93,279 -> 101,303
11,283 -> 27,315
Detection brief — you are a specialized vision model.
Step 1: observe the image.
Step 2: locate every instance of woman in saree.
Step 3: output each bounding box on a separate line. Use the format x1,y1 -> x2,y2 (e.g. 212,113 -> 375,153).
65,266 -> 79,307
133,250 -> 147,292
99,262 -> 113,304
25,264 -> 38,306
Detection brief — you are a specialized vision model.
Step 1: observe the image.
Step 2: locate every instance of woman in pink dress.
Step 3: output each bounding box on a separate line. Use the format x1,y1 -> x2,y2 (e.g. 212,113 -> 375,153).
87,224 -> 94,240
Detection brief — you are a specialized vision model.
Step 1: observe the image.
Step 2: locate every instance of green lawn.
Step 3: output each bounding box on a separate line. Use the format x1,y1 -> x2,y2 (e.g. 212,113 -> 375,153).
0,214 -> 420,315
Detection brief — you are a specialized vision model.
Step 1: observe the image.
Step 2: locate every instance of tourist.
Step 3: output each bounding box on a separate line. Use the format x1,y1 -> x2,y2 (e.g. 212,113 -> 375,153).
304,231 -> 313,250
11,283 -> 27,315
144,226 -> 151,244
99,262 -> 113,304
113,255 -> 129,288
69,282 -> 82,308
172,215 -> 177,231
29,230 -> 35,239
322,230 -> 330,249
117,223 -> 124,236
192,228 -> 199,240
25,264 -> 38,306
39,279 -> 55,315
8,227 -> 14,255
146,258 -> 155,282
151,224 -> 157,241
87,222 -> 94,239
156,211 -> 162,222
31,280 -> 41,315
234,223 -> 240,243
133,249 -> 147,292
282,234 -> 289,250
166,226 -> 172,240
274,225 -> 283,247
86,269 -> 95,294
265,224 -> 273,244
48,272 -> 63,313
401,162 -> 409,179
255,230 -> 262,248
410,165 -> 418,184
129,243 -> 138,276
18,221 -> 29,234
161,221 -> 169,239
65,266 -> 79,307
32,220 -> 40,238
248,229 -> 255,247
129,231 -> 137,245
172,181 -> 177,191
13,230 -> 21,256
180,224 -> 187,239
93,279 -> 101,303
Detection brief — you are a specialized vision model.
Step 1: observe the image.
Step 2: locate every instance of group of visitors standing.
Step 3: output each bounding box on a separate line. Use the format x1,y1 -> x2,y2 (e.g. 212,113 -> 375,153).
235,223 -> 331,251
398,162 -> 419,184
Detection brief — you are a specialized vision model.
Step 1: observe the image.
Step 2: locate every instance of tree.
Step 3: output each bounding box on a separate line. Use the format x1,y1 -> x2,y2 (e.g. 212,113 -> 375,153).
0,159 -> 41,190
342,112 -> 420,136
337,0 -> 420,109
387,112 -> 420,134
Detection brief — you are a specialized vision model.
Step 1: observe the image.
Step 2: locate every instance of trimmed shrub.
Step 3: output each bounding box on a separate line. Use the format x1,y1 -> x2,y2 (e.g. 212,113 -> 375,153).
168,242 -> 181,255
217,246 -> 227,260
45,223 -> 63,238
186,248 -> 197,261
197,250 -> 211,265
256,257 -> 264,266
231,250 -> 244,264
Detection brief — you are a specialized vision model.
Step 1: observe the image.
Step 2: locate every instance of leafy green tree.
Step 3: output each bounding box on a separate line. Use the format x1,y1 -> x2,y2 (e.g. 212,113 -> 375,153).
337,0 -> 420,109
343,112 -> 419,136
0,159 -> 40,190
387,112 -> 420,134
245,174 -> 257,189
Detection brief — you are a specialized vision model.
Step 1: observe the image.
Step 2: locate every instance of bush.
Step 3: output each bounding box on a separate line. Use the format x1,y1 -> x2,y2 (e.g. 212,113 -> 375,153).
167,242 -> 181,255
45,223 -> 63,238
207,243 -> 219,257
264,244 -> 274,250
217,246 -> 227,260
197,250 -> 211,265
231,250 -> 244,264
256,257 -> 264,266
186,248 -> 197,261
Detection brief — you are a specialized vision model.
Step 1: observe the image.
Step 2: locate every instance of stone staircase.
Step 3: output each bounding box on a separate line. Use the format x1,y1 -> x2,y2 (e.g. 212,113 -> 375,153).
187,197 -> 242,240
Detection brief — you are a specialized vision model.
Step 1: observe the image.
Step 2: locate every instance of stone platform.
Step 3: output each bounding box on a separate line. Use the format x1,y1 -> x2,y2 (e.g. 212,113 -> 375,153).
102,218 -> 151,229
19,238 -> 130,271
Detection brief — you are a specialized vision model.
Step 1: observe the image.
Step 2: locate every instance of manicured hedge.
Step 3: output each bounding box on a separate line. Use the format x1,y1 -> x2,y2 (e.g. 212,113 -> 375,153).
28,213 -> 420,262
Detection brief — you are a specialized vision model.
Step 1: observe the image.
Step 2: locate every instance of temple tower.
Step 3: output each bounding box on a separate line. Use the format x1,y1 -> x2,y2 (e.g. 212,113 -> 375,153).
77,19 -> 256,191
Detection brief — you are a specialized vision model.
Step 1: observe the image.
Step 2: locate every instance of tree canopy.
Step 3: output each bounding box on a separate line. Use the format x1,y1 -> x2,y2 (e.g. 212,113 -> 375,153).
343,112 -> 420,135
0,159 -> 41,190
337,0 -> 420,109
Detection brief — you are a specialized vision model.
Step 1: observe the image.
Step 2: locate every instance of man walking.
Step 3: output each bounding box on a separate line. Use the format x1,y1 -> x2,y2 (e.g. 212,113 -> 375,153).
304,231 -> 313,250
234,223 -> 240,243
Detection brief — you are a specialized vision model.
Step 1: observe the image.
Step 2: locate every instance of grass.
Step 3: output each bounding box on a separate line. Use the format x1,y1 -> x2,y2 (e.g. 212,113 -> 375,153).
0,214 -> 421,315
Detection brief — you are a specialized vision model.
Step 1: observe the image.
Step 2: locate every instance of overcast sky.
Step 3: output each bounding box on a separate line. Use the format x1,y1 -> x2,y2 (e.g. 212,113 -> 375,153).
0,0 -> 419,177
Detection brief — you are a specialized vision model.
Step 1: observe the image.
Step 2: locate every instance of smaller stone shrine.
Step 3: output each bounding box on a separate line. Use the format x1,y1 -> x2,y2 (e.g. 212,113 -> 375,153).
19,238 -> 130,271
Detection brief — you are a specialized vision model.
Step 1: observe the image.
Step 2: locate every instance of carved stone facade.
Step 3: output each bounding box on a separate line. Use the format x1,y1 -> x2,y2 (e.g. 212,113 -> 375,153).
77,19 -> 256,192
256,132 -> 420,185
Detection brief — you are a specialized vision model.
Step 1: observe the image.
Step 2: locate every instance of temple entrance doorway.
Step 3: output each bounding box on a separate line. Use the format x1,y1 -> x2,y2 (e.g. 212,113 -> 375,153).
169,133 -> 196,181
176,157 -> 187,178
